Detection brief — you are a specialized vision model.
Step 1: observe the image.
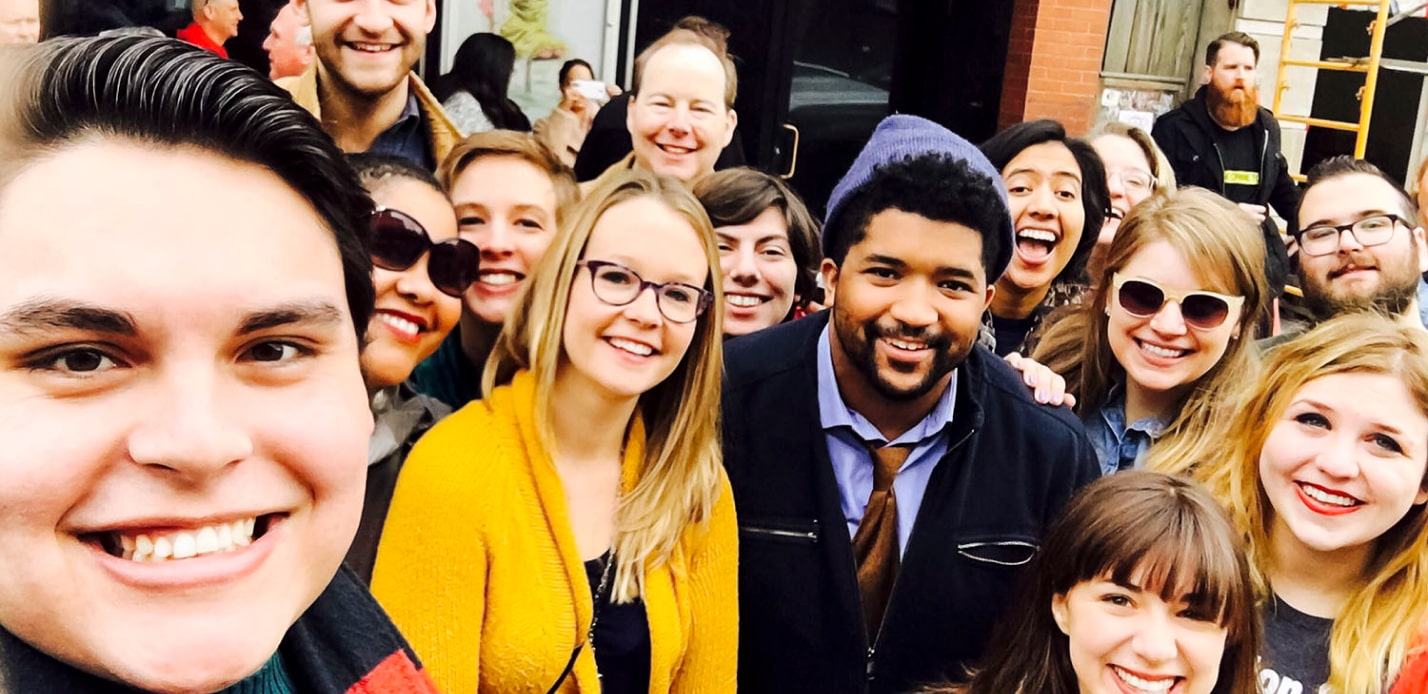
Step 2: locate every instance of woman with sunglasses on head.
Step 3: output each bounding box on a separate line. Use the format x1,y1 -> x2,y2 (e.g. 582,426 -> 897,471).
925,471 -> 1261,694
371,170 -> 737,693
340,154 -> 479,583
1191,313 -> 1428,693
693,167 -> 821,338
1031,187 -> 1268,476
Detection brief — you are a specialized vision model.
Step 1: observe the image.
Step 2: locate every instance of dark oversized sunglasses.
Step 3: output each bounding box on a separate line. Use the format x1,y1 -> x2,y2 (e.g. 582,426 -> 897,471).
370,207 -> 480,298
1111,273 -> 1244,330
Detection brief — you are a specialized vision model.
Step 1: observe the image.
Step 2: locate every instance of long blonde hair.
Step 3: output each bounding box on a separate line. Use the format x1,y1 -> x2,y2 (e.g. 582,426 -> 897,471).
483,169 -> 725,602
1031,187 -> 1267,471
1198,313 -> 1428,692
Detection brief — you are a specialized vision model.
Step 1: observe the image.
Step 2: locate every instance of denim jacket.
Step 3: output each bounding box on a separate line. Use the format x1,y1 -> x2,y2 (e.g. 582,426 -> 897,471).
1082,383 -> 1171,476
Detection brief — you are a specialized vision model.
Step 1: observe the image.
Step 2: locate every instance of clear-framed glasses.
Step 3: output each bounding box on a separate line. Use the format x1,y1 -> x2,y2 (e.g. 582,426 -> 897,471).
576,259 -> 713,324
1111,273 -> 1245,330
1295,213 -> 1406,257
1107,169 -> 1156,194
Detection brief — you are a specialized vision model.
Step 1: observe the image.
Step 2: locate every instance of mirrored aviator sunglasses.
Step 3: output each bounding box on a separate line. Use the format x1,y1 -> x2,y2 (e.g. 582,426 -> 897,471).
370,207 -> 480,298
1112,273 -> 1244,330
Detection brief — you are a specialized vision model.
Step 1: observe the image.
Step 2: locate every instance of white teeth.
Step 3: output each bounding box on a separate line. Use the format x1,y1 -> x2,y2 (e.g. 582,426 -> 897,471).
1113,666 -> 1176,692
1017,229 -> 1057,244
378,313 -> 420,337
887,338 -> 927,351
1140,342 -> 1185,359
1302,484 -> 1357,507
351,43 -> 392,53
659,144 -> 693,154
119,517 -> 258,563
609,337 -> 654,357
480,272 -> 520,286
727,294 -> 764,307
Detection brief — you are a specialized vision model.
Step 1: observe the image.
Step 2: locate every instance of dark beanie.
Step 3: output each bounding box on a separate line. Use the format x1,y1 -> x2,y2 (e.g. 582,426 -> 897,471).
824,114 -> 1014,279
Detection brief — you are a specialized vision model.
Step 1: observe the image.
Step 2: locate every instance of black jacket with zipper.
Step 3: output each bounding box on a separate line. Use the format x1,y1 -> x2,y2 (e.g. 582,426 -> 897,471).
721,312 -> 1101,694
1151,86 -> 1301,295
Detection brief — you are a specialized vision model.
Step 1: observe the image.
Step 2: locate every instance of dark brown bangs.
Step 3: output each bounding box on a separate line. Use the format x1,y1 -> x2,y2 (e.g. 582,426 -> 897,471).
1054,473 -> 1253,637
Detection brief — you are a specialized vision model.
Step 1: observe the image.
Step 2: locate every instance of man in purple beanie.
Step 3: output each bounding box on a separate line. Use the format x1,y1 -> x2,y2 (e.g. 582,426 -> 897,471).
721,114 -> 1100,693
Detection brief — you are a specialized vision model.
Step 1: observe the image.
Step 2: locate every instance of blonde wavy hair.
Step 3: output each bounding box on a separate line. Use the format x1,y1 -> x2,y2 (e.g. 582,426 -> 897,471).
1197,313 -> 1428,692
483,169 -> 725,602
1031,187 -> 1267,472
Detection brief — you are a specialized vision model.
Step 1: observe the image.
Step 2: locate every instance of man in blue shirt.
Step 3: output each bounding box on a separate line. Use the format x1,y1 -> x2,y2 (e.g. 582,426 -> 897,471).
722,114 -> 1100,694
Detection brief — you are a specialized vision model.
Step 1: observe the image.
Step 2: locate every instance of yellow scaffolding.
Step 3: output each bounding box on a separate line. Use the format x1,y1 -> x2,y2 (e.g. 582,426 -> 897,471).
1272,0 -> 1392,175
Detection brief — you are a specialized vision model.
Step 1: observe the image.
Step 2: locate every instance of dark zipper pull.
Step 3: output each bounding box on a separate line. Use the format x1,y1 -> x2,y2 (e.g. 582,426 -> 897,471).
866,647 -> 876,681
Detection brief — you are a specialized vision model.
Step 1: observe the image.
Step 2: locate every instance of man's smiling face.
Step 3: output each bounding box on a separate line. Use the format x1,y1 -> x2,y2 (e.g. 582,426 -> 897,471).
300,0 -> 435,101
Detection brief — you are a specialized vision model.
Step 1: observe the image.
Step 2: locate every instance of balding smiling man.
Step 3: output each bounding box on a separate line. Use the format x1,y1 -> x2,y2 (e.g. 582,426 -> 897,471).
0,0 -> 39,44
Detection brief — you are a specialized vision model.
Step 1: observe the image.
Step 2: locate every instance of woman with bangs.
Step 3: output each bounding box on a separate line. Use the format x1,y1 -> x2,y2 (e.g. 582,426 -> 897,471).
371,170 -> 737,693
1029,188 -> 1267,476
1193,313 -> 1428,693
926,471 -> 1261,694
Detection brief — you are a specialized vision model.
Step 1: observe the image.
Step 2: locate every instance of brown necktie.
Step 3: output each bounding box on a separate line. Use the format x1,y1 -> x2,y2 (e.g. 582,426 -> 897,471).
852,443 -> 910,638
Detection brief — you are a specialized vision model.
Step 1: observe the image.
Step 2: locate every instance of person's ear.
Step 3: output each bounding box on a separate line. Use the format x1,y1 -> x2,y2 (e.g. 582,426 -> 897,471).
722,108 -> 738,149
1201,63 -> 1213,85
422,0 -> 437,34
1051,593 -> 1070,635
820,258 -> 839,307
1412,225 -> 1427,274
982,283 -> 995,312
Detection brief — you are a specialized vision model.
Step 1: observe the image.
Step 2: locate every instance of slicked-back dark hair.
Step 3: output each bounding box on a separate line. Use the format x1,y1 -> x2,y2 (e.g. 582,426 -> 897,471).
0,36 -> 375,343
1298,155 -> 1418,228
980,119 -> 1108,286
821,153 -> 1006,279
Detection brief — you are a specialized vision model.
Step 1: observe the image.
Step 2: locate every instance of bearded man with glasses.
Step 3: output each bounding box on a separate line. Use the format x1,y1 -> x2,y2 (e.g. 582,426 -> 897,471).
1278,156 -> 1428,340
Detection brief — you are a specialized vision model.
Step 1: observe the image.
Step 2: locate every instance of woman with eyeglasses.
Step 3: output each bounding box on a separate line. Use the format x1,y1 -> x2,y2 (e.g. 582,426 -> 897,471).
1030,187 -> 1268,476
341,153 -> 479,583
1191,314 -> 1428,693
370,170 -> 737,693
1087,123 -> 1176,283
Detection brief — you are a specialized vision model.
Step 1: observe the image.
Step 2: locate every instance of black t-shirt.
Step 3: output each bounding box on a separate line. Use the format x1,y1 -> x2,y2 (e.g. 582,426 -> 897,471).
991,314 -> 1037,357
584,553 -> 651,693
1217,125 -> 1261,204
1260,593 -> 1332,694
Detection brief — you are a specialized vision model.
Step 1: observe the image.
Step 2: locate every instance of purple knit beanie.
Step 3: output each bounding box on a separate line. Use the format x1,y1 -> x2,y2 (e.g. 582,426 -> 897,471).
824,114 -> 1014,279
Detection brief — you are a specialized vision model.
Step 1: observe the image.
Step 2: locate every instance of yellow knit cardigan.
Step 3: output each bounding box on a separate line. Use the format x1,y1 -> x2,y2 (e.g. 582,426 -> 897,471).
371,371 -> 738,693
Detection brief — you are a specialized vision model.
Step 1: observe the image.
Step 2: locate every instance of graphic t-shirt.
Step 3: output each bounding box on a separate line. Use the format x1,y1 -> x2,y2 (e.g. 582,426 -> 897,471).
1260,593 -> 1333,694
1217,124 -> 1261,204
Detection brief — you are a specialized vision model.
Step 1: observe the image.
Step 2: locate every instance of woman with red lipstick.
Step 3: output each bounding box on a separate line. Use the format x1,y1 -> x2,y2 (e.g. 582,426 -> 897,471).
979,119 -> 1109,357
0,36 -> 438,694
408,130 -> 580,409
1194,314 -> 1428,693
342,154 -> 477,583
1030,189 -> 1267,477
694,167 -> 821,338
924,471 -> 1261,694
371,170 -> 737,693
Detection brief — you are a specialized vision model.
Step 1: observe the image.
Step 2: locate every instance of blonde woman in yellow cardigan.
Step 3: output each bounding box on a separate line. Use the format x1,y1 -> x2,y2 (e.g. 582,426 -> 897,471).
371,169 -> 737,693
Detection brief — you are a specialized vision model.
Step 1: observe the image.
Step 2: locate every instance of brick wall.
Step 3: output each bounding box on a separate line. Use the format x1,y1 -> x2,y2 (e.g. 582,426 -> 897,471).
998,0 -> 1114,135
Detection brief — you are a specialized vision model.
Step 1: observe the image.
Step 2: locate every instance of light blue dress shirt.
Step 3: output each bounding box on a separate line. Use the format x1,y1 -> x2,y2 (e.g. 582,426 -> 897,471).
816,327 -> 956,557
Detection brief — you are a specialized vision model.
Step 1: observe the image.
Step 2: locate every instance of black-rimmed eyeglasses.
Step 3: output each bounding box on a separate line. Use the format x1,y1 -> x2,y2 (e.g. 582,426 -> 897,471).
576,259 -> 713,324
1295,213 -> 1408,258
